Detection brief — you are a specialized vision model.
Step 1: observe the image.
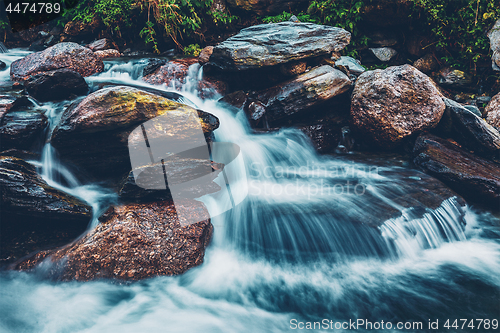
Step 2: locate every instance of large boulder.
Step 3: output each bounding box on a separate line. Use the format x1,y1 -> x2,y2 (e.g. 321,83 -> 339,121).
0,110 -> 48,151
0,155 -> 91,263
50,86 -> 219,183
488,19 -> 500,71
16,200 -> 213,281
143,58 -> 226,99
94,49 -> 121,59
485,93 -> 500,129
245,65 -> 351,127
226,0 -> 309,15
10,42 -> 104,81
351,64 -> 445,146
208,22 -> 351,71
24,69 -> 89,102
441,98 -> 500,156
413,133 -> 500,210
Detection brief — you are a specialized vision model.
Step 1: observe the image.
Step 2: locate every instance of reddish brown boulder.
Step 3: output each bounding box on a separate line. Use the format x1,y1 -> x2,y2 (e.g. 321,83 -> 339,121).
16,200 -> 213,281
94,49 -> 122,59
413,133 -> 500,209
87,38 -> 119,52
486,93 -> 500,129
351,64 -> 445,146
142,58 -> 227,99
10,42 -> 104,81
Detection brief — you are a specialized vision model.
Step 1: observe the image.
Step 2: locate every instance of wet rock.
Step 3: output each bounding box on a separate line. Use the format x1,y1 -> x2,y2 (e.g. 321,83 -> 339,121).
247,65 -> 351,127
413,133 -> 500,209
24,69 -> 88,102
0,95 -> 17,117
334,56 -> 365,75
119,159 -> 223,203
94,49 -> 121,59
437,67 -> 472,89
226,0 -> 308,15
0,155 -> 91,263
198,46 -> 213,65
369,47 -> 397,62
10,42 -> 104,81
141,58 -> 167,77
463,105 -> 482,118
143,58 -> 226,99
351,65 -> 445,146
295,118 -> 347,154
50,86 -> 219,183
218,90 -> 249,111
0,60 -> 6,70
209,22 -> 351,71
289,15 -> 300,23
87,38 -> 119,52
487,19 -> 500,71
485,93 -> 500,129
16,200 -> 213,281
0,110 -> 48,151
442,98 -> 500,156
413,54 -> 438,73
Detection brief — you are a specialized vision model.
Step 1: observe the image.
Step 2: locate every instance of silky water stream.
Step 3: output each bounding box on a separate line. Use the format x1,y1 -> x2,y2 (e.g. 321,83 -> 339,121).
0,52 -> 499,333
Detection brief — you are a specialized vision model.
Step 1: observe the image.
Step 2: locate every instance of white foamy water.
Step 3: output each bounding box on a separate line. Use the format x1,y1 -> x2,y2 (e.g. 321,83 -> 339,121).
0,54 -> 499,333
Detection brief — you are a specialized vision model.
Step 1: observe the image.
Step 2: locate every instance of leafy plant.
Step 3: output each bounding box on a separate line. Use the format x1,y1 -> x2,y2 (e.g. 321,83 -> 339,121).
183,43 -> 201,56
410,0 -> 500,71
262,11 -> 318,24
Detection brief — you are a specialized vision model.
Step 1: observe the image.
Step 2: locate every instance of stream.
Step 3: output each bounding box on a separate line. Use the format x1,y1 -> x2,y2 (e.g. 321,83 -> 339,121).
0,50 -> 499,333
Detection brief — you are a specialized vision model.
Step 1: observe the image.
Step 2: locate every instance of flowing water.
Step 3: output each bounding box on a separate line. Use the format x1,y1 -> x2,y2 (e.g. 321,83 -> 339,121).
0,52 -> 499,333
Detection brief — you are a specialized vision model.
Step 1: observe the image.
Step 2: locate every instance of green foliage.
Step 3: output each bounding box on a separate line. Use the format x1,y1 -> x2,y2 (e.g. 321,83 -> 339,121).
307,0 -> 367,58
410,0 -> 500,70
62,0 -> 238,53
262,11 -> 318,24
183,43 -> 201,56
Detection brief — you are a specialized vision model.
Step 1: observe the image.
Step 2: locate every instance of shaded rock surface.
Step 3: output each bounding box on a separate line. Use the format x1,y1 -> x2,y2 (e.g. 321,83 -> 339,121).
143,58 -> 226,99
10,42 -> 104,81
488,19 -> 500,71
486,93 -> 500,128
413,54 -> 438,73
442,98 -> 500,156
246,65 -> 351,127
437,67 -> 472,89
24,69 -> 88,102
16,200 -> 213,281
413,133 -> 500,209
209,22 -> 351,71
50,86 -> 219,183
0,155 -> 91,263
351,65 -> 445,146
0,110 -> 47,151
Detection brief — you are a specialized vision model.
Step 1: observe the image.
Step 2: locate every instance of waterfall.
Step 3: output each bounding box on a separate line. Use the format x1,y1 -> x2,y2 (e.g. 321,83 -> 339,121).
1,51 -> 499,333
0,42 -> 7,53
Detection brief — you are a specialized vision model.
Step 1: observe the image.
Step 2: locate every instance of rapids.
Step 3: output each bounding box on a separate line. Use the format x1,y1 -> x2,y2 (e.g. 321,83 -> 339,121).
0,51 -> 499,333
